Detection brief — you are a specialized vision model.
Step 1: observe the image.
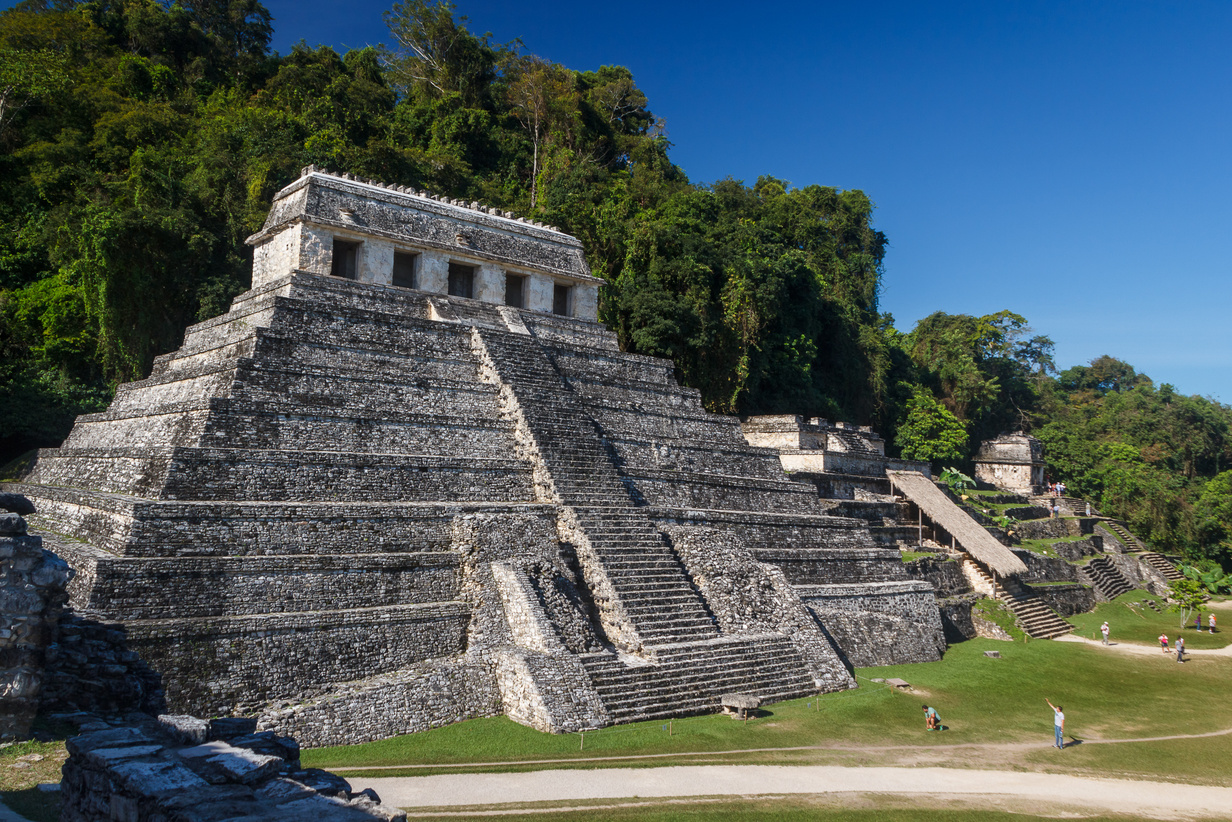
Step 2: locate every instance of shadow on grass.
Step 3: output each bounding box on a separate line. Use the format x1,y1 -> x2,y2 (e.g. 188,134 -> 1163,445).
1,787 -> 60,822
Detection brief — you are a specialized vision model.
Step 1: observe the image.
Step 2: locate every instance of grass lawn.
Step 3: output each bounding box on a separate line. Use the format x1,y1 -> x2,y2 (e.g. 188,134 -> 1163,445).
0,739 -> 66,822
1067,590 -> 1231,650
306,638 -> 1232,787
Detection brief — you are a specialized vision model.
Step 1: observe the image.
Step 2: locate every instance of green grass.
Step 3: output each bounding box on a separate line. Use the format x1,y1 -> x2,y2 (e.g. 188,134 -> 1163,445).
306,638 -> 1232,786
0,739 -> 66,822
972,598 -> 1028,641
899,550 -> 942,562
1066,590 -> 1231,650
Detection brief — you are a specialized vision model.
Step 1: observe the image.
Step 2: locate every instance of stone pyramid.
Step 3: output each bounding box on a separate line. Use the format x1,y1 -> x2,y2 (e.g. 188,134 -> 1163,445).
5,169 -> 943,746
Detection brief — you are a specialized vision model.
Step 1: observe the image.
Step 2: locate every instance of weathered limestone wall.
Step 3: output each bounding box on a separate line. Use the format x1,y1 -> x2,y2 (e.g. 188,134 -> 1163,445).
797,581 -> 946,667
904,555 -> 971,597
0,503 -> 71,741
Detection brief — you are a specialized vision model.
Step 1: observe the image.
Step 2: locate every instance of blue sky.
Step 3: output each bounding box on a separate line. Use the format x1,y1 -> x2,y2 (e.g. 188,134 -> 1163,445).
88,2 -> 1232,396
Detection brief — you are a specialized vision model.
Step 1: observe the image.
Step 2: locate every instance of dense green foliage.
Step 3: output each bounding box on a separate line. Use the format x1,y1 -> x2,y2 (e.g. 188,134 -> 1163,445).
1,1 -> 1229,566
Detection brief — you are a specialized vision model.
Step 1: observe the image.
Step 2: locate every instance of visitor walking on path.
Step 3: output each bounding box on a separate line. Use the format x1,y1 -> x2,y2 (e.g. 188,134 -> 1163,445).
1046,699 -> 1065,749
1176,636 -> 1185,663
1101,622 -> 1110,645
1160,633 -> 1169,653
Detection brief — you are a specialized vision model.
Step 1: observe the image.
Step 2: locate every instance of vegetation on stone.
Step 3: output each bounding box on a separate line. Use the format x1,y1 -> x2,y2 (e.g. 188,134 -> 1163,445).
0,0 -> 1229,567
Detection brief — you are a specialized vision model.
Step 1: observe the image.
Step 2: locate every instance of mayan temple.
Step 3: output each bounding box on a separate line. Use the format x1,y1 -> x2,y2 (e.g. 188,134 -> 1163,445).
5,168 -> 945,746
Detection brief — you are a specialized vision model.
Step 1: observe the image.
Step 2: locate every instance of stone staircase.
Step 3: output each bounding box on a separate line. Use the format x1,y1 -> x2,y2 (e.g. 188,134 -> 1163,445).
996,579 -> 1072,638
1140,551 -> 1184,582
473,327 -> 719,649
579,634 -> 817,724
1079,555 -> 1134,600
1103,520 -> 1146,551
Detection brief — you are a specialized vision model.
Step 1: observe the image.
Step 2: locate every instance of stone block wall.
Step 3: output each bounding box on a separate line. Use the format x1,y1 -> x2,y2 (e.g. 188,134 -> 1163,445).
0,509 -> 71,741
797,581 -> 946,667
1027,583 -> 1096,617
903,555 -> 971,597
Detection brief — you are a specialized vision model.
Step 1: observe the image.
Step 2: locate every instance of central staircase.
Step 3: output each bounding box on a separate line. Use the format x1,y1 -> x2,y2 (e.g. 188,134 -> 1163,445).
474,327 -> 718,650
468,325 -> 834,719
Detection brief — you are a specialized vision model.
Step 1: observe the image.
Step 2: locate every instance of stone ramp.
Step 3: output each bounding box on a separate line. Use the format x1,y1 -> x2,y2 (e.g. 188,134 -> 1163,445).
473,327 -> 719,650
579,634 -> 818,724
886,471 -> 1026,577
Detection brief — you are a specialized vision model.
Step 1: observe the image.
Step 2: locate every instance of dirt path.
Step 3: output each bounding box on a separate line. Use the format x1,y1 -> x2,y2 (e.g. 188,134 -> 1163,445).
1056,633 -> 1232,657
351,764 -> 1232,818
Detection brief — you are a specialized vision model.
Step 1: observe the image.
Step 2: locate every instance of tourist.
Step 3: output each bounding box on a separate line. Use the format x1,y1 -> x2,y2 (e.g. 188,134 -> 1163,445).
922,704 -> 940,730
1176,636 -> 1185,663
1210,613 -> 1217,633
1195,613 -> 1203,633
1046,699 -> 1065,749
1059,481 -> 1067,496
1100,621 -> 1110,645
1159,633 -> 1169,653
1085,501 -> 1091,517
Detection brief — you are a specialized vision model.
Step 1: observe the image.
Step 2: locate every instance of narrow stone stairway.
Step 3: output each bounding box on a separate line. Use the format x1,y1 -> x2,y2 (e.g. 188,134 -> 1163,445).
1103,520 -> 1146,551
1079,555 -> 1134,600
1140,551 -> 1184,582
473,327 -> 718,649
995,579 -> 1072,638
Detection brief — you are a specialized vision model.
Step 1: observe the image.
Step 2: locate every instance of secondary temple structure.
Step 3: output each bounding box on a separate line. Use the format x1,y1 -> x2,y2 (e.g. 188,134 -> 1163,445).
4,169 -> 944,746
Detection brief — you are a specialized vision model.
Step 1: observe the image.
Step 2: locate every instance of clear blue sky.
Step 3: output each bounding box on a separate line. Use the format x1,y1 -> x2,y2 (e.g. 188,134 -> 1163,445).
131,2 -> 1232,398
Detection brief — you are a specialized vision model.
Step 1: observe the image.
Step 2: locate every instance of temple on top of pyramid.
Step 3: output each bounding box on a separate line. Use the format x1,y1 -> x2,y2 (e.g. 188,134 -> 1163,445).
247,166 -> 603,320
4,168 -> 947,748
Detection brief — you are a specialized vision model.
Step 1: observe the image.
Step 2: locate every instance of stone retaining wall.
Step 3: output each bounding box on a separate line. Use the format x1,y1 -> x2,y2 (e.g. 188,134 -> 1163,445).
0,506 -> 71,741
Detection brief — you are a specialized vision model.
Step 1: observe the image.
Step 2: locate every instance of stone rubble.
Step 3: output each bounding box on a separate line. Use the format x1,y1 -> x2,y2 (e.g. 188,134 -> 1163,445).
58,712 -> 404,821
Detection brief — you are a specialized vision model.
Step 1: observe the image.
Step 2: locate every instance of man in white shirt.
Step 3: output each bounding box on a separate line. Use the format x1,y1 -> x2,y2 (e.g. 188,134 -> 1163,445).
1101,622 -> 1110,645
1046,699 -> 1065,749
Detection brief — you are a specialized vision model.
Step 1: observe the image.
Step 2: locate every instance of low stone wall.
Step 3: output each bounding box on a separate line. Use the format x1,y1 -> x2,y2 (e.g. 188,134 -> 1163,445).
0,505 -> 71,742
937,595 -> 978,642
1013,550 -> 1080,583
1015,517 -> 1098,541
1027,583 -> 1095,617
59,713 -> 404,821
903,555 -> 970,597
39,613 -> 165,717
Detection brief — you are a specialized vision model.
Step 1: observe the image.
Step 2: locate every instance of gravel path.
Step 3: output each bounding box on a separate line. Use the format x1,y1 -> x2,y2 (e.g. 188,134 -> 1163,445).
352,764 -> 1232,818
1056,633 -> 1232,656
